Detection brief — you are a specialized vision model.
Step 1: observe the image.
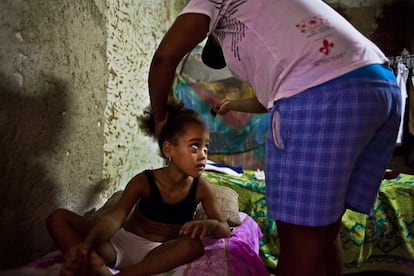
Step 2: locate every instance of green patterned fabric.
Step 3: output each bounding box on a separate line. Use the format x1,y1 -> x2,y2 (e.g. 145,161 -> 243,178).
203,171 -> 414,274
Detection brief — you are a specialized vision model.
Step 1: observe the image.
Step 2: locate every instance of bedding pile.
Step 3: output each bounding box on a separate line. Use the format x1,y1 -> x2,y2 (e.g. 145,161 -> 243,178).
3,169 -> 413,275
203,170 -> 414,275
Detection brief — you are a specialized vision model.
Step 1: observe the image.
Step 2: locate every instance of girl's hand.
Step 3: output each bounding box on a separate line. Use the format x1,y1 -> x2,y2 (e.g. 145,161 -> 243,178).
60,243 -> 90,276
179,220 -> 219,239
60,243 -> 105,276
213,99 -> 232,115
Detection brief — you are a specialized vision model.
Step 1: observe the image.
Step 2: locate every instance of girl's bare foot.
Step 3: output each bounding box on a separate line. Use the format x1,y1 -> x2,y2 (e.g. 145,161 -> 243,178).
89,252 -> 112,276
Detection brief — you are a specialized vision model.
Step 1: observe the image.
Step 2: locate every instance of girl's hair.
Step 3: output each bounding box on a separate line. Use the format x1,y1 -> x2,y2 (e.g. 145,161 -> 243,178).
138,97 -> 207,158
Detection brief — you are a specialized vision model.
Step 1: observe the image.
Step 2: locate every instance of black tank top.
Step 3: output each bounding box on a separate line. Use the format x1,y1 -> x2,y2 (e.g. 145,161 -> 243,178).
137,170 -> 198,224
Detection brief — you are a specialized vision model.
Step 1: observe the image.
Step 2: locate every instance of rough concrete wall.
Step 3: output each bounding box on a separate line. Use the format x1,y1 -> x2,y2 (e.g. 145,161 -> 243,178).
0,0 -> 107,269
103,0 -> 175,196
0,0 -> 177,269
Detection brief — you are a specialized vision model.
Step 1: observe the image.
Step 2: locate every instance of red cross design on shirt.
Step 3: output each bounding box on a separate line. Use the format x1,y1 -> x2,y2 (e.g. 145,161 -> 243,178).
319,39 -> 334,55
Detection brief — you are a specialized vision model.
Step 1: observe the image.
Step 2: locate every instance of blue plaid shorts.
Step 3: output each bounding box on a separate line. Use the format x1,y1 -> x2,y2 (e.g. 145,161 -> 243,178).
265,70 -> 401,226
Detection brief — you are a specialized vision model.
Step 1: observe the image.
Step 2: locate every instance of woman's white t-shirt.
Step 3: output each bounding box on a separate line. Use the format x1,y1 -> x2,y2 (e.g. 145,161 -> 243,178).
180,0 -> 388,108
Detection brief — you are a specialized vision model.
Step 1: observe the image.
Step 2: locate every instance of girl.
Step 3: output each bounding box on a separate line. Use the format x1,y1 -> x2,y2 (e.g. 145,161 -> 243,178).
46,98 -> 231,276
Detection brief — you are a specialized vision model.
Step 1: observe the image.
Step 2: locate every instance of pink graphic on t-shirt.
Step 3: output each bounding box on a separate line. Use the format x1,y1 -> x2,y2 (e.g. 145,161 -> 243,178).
319,39 -> 334,55
296,16 -> 325,33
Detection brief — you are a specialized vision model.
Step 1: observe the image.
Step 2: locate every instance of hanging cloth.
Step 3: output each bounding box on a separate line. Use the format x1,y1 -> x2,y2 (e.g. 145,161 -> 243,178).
174,78 -> 269,154
396,60 -> 409,145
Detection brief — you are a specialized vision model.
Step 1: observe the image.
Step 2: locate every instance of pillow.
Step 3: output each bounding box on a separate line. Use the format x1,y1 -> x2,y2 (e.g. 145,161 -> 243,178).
195,184 -> 241,226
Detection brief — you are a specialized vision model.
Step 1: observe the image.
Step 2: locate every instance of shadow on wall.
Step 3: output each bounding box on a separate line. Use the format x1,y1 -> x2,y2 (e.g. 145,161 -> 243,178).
0,75 -> 67,269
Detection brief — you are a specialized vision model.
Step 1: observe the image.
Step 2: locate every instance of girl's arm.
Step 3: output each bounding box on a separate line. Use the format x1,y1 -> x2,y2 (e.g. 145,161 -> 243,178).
180,178 -> 231,239
214,96 -> 268,115
84,173 -> 145,248
149,13 -> 209,137
60,174 -> 147,275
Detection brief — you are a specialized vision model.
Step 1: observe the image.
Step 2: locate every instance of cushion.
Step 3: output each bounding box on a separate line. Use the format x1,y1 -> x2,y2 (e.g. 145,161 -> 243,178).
195,184 -> 241,226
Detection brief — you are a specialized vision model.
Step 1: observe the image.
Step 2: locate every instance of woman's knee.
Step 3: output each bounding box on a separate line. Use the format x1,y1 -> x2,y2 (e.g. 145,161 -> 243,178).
325,218 -> 342,244
276,221 -> 329,256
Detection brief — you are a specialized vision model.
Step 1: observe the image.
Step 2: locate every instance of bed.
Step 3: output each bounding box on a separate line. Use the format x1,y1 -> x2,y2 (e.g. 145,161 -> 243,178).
3,169 -> 413,276
0,189 -> 269,276
4,51 -> 414,276
9,123 -> 412,273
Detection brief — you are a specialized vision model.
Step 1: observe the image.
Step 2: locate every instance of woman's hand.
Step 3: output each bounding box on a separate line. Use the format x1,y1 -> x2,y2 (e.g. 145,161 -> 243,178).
213,96 -> 267,115
213,99 -> 232,115
179,219 -> 220,239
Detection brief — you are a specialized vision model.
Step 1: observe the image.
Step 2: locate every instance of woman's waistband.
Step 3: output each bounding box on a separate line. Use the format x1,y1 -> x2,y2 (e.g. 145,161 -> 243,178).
336,63 -> 396,81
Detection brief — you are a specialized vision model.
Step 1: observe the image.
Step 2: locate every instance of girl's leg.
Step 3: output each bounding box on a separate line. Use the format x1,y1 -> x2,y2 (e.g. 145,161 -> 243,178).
274,218 -> 343,276
46,208 -> 92,251
46,208 -> 116,275
118,236 -> 204,276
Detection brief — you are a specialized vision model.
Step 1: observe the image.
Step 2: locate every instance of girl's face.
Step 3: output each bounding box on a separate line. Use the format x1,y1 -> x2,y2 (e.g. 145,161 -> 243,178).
170,124 -> 209,178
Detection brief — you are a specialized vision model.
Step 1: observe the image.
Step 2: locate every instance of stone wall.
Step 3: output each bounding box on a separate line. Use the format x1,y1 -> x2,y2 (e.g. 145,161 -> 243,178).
0,0 -> 173,269
0,0 -> 107,268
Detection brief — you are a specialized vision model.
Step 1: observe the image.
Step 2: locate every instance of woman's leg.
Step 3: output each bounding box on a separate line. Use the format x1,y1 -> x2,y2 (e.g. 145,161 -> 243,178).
118,236 -> 204,276
274,218 -> 343,276
324,219 -> 343,276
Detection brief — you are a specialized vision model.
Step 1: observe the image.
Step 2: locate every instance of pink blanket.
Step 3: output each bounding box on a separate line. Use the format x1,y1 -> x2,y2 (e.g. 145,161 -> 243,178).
1,212 -> 269,276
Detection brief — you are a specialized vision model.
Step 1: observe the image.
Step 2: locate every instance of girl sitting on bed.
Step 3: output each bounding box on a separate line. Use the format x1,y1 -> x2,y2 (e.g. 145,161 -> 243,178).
46,98 -> 231,276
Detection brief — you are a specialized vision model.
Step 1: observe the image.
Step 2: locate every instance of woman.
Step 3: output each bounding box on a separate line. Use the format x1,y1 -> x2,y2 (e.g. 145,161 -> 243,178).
148,1 -> 401,275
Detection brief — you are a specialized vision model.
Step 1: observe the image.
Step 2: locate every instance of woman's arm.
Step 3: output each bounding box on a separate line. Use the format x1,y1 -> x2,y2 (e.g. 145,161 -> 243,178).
214,96 -> 268,115
149,13 -> 210,137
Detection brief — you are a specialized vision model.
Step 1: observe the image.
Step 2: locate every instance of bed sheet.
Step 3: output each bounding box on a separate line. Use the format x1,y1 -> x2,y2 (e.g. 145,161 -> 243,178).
0,212 -> 268,276
202,170 -> 414,275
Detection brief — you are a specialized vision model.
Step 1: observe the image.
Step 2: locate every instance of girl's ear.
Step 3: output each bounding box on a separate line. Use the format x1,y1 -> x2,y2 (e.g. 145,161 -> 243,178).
162,140 -> 172,159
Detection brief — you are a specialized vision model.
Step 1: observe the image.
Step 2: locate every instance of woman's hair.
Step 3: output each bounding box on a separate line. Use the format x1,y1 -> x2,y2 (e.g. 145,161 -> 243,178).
138,97 -> 207,158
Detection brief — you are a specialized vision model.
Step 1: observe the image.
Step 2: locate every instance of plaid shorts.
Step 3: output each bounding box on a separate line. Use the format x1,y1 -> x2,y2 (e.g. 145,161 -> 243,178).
265,75 -> 401,226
